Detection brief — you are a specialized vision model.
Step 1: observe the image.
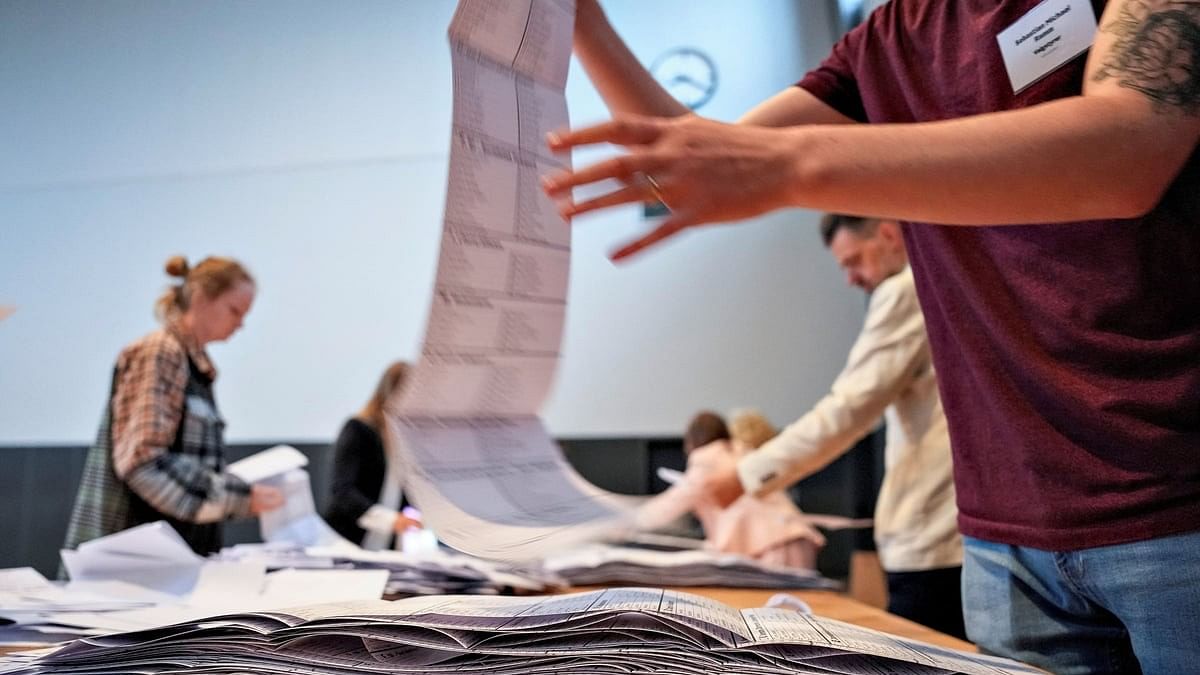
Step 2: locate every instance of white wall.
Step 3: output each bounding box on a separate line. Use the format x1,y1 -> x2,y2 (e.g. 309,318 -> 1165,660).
0,0 -> 864,444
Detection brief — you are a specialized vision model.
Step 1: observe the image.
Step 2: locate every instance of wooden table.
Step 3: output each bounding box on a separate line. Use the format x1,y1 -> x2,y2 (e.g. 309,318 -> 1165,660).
570,585 -> 976,652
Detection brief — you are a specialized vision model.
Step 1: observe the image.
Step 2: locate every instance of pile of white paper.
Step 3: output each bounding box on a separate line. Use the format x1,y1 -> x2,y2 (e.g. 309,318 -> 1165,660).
0,520 -> 395,645
219,543 -> 565,597
0,569 -> 175,645
59,522 -> 204,596
0,587 -> 1041,675
1,560 -> 388,638
545,546 -> 841,590
319,546 -> 564,597
215,542 -> 339,570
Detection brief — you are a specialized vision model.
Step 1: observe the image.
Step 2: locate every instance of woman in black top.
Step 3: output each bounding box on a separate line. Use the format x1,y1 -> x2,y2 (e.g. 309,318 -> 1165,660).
324,361 -> 421,548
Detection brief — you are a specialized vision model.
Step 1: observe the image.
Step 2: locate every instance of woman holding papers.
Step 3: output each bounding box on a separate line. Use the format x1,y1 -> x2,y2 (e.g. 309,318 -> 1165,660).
324,361 -> 422,550
728,409 -> 778,454
64,255 -> 283,556
637,411 -> 824,569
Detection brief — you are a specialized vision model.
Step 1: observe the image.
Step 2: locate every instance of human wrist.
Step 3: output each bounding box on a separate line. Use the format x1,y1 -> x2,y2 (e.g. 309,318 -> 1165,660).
780,126 -> 823,211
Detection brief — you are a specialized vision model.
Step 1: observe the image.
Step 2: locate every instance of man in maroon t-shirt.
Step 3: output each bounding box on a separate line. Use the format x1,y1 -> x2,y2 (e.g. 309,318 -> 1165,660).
548,1 -> 1200,673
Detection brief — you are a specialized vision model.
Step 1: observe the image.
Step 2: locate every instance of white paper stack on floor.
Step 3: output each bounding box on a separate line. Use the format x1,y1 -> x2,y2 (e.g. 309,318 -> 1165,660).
386,0 -> 637,561
545,545 -> 842,590
0,587 -> 1042,675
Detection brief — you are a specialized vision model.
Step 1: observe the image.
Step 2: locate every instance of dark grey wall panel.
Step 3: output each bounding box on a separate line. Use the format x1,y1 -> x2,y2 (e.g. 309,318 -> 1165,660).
1,432 -> 882,581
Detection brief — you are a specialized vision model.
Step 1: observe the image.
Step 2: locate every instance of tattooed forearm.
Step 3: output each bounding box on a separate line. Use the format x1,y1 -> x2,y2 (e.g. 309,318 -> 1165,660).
1092,0 -> 1200,115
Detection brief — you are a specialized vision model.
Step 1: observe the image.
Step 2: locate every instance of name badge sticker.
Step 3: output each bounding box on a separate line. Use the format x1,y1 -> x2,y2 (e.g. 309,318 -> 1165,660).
997,1 -> 1098,93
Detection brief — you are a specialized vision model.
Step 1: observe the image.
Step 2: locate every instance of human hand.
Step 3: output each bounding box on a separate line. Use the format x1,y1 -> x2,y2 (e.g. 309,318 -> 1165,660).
393,514 -> 423,533
542,114 -> 802,260
249,484 -> 284,515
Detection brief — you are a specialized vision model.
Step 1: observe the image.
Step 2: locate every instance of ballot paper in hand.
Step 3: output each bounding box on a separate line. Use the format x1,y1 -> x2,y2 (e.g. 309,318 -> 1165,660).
225,444 -> 307,483
227,445 -> 347,547
657,467 -> 686,485
257,469 -> 346,547
386,0 -> 633,561
0,587 -> 1044,675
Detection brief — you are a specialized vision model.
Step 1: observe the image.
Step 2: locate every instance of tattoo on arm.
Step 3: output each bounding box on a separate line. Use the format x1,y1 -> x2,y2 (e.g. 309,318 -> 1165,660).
1092,0 -> 1200,115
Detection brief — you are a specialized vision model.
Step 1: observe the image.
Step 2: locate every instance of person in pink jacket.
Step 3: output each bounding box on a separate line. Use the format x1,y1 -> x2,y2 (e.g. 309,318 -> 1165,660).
636,411 -> 824,569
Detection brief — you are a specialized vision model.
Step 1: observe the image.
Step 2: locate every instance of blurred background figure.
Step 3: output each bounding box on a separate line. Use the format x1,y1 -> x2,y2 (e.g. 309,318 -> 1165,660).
728,408 -> 778,455
637,411 -> 824,569
726,216 -> 964,638
324,361 -> 422,550
64,256 -> 283,556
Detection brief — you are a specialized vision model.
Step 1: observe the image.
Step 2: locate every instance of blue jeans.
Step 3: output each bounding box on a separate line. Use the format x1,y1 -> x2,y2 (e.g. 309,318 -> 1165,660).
963,531 -> 1200,675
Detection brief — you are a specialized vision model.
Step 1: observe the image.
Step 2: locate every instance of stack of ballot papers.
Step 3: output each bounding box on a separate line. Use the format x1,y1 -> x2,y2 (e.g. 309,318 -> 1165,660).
1,522 -> 398,645
0,587 -> 1041,674
0,569 -> 176,645
337,548 -> 564,597
544,546 -> 841,590
0,561 -> 389,643
214,542 -> 340,570
218,543 -> 565,597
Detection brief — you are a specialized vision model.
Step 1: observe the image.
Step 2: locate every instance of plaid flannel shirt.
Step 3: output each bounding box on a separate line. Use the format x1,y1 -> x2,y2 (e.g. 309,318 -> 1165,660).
63,325 -> 251,554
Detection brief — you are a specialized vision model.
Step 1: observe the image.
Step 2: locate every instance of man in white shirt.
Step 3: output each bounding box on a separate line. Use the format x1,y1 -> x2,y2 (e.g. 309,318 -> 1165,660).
733,214 -> 964,638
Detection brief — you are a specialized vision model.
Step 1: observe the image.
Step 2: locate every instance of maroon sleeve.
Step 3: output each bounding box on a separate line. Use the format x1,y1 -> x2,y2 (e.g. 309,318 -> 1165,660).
796,17 -> 872,123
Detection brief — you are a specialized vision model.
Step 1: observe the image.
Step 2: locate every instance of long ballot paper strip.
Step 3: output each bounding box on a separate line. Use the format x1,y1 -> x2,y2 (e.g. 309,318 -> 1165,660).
388,0 -> 632,560
0,587 -> 1043,675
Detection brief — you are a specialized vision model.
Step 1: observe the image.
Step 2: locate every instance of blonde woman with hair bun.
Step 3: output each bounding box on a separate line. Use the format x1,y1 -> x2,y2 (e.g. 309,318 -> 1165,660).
64,255 -> 283,555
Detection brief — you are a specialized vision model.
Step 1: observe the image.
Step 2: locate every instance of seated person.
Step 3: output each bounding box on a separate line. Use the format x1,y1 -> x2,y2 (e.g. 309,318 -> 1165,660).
728,408 -> 778,455
637,411 -> 824,569
324,361 -> 421,549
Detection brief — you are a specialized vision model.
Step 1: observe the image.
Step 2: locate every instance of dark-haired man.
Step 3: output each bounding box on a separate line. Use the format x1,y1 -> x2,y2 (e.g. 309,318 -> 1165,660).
742,214 -> 964,638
